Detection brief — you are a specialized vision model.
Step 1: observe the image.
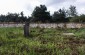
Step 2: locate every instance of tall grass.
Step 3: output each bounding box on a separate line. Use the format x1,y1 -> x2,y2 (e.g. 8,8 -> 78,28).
0,27 -> 85,55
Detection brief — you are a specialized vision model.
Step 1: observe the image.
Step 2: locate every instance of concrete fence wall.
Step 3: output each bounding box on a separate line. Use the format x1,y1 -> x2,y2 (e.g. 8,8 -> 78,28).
30,23 -> 85,28
0,23 -> 85,28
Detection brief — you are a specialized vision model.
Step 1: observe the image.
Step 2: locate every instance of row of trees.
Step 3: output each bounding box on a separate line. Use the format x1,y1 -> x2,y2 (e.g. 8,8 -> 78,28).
31,5 -> 85,23
0,5 -> 85,23
0,11 -> 27,23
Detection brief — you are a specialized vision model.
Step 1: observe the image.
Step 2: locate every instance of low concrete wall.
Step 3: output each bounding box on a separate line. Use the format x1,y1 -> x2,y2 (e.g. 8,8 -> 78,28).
0,23 -> 85,28
0,23 -> 25,27
30,23 -> 85,28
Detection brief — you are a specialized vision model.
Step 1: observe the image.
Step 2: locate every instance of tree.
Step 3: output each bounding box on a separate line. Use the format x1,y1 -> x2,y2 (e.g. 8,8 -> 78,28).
52,9 -> 68,22
67,5 -> 77,17
20,11 -> 24,17
20,11 -> 27,22
32,5 -> 51,23
0,15 -> 6,22
6,13 -> 20,22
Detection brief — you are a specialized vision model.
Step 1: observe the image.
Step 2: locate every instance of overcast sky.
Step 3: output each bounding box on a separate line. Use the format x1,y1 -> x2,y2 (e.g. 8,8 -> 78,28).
0,0 -> 85,16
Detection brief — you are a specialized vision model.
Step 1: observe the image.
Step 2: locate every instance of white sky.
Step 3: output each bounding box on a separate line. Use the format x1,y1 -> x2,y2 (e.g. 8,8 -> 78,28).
0,0 -> 85,16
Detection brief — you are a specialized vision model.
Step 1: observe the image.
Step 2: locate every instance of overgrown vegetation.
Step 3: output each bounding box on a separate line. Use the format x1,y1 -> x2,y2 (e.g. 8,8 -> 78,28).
0,27 -> 85,55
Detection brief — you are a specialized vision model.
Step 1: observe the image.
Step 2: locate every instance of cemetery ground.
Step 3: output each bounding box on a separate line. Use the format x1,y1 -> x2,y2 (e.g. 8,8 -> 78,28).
0,27 -> 85,55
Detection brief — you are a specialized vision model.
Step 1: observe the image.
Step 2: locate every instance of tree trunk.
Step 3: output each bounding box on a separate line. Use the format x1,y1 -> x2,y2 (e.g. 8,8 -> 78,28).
24,22 -> 29,37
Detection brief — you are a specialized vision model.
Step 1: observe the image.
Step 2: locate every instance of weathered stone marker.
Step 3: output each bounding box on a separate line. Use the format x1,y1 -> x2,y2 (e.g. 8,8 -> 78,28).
24,17 -> 34,37
24,22 -> 30,37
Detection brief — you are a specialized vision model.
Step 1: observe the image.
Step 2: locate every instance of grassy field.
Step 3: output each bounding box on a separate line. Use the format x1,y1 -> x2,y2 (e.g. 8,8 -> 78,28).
0,27 -> 85,55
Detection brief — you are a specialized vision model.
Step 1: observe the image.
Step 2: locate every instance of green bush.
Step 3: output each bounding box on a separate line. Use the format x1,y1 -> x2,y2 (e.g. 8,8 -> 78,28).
70,14 -> 85,22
